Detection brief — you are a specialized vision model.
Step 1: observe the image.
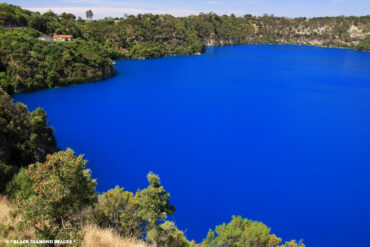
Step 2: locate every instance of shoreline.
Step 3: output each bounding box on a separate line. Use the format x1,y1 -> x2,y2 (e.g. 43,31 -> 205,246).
10,43 -> 368,96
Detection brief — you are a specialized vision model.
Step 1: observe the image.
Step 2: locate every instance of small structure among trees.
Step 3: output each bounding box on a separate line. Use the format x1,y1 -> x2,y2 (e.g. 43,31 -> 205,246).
52,34 -> 73,41
37,34 -> 52,41
86,10 -> 93,20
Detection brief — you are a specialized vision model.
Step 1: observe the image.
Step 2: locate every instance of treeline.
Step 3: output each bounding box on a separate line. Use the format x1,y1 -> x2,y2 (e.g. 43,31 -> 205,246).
1,3 -> 369,93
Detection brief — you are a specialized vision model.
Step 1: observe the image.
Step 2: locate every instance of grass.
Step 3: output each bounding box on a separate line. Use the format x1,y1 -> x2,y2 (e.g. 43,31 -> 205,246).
0,196 -> 11,225
0,196 -> 149,247
82,225 -> 149,247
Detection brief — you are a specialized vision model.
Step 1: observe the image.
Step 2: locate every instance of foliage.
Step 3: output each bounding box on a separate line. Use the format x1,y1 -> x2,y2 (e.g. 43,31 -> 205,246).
0,88 -> 56,192
92,173 -> 176,243
281,240 -> 306,247
11,149 -> 97,243
201,215 -> 303,247
0,3 -> 31,26
5,168 -> 34,201
79,14 -> 205,59
92,186 -> 144,238
356,35 -> 370,51
0,28 -> 115,93
138,172 -> 175,228
146,221 -> 190,247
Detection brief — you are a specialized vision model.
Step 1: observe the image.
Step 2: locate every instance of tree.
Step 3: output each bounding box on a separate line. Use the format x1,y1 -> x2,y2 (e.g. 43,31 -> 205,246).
28,13 -> 47,33
92,186 -> 144,238
86,10 -> 93,20
201,215 -> 284,247
281,240 -> 306,247
60,12 -> 76,21
0,88 -> 57,192
5,168 -> 33,200
138,172 -> 175,229
11,149 -> 97,244
146,221 -> 190,247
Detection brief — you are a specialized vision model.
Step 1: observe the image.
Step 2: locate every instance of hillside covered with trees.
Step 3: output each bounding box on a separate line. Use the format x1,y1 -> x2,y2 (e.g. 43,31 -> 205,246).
0,3 -> 369,93
0,88 -> 56,192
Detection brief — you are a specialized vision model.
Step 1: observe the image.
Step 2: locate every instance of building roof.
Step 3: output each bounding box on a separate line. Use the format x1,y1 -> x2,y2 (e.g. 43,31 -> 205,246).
53,35 -> 73,38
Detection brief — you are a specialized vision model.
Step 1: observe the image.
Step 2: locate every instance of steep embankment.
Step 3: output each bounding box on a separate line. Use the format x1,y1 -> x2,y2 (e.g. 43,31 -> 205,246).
186,14 -> 370,50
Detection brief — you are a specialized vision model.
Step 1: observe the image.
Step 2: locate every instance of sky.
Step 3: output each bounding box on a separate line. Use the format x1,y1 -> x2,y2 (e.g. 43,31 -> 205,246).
5,0 -> 370,19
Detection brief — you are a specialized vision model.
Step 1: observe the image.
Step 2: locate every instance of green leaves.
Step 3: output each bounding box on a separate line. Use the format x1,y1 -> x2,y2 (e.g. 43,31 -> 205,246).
92,186 -> 144,238
146,221 -> 190,247
138,172 -> 175,228
0,28 -> 115,94
0,3 -> 31,26
11,149 -> 97,242
91,172 -> 176,244
0,89 -> 57,192
201,216 -> 305,247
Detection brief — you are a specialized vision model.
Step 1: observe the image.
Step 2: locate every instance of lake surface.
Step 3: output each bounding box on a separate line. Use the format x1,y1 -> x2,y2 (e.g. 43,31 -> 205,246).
14,45 -> 370,246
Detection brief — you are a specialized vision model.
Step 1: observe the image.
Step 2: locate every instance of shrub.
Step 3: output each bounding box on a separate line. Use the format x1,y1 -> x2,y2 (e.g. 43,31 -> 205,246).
11,149 -> 97,244
202,215 -> 285,247
146,221 -> 190,247
92,186 -> 144,238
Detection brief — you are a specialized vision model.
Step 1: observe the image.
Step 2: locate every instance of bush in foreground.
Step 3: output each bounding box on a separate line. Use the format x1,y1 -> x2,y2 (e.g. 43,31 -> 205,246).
146,221 -> 191,247
11,149 -> 97,244
201,215 -> 305,247
92,186 -> 144,238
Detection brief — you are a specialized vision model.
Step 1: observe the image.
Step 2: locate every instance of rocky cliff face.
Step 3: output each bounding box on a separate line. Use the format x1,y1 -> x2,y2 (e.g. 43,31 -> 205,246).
196,15 -> 370,50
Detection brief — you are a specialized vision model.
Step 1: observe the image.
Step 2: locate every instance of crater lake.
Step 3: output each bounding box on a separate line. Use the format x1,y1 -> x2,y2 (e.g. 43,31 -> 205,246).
13,45 -> 370,247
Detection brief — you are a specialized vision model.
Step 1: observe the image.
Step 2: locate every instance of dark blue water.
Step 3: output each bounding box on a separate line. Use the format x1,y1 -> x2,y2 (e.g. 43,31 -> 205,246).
14,45 -> 370,246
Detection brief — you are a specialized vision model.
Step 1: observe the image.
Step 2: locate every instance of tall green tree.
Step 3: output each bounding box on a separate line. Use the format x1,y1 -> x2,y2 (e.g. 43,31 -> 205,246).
138,172 -> 175,228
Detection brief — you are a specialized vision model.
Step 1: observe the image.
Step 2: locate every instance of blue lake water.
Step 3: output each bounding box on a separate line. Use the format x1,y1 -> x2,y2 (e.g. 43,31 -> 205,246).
13,45 -> 370,246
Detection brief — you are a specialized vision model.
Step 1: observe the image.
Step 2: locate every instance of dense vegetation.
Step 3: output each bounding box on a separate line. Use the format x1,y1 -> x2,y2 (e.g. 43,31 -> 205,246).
0,3 -> 31,26
0,28 -> 115,93
0,4 -> 369,93
0,88 -> 56,192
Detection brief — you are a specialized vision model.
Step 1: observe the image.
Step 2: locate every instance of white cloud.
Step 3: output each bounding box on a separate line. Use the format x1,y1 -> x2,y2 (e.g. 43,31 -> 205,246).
26,6 -> 245,17
26,6 -> 200,17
